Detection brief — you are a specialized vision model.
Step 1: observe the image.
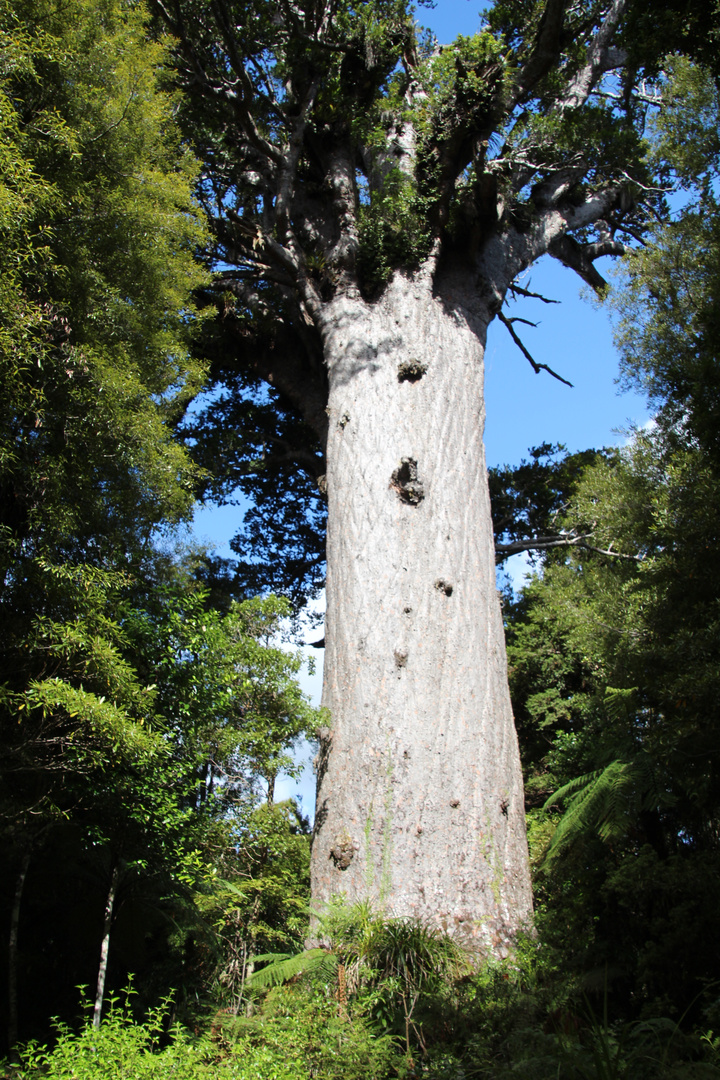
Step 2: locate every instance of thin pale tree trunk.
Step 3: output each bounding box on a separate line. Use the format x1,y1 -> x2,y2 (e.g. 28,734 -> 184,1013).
93,860 -> 120,1030
8,849 -> 31,1056
311,270 -> 532,955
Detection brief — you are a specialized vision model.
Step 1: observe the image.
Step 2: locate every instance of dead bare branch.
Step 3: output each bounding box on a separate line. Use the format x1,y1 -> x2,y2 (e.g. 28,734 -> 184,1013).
508,283 -> 561,305
498,311 -> 574,387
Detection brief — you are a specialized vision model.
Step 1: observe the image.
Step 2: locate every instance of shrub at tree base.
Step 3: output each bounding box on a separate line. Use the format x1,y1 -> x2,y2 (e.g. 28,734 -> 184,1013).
5,987 -> 399,1080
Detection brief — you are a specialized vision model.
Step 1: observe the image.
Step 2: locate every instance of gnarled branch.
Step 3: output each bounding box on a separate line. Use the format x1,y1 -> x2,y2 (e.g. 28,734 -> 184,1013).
548,233 -> 617,292
514,0 -> 568,103
561,0 -> 628,109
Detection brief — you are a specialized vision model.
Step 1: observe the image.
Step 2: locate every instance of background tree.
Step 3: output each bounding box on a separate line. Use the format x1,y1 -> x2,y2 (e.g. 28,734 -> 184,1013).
1,566 -> 322,1048
0,0 -> 206,1050
0,0 -> 326,1050
0,0 -> 208,576
489,443 -> 611,563
505,54 -> 720,1017
206,799 -> 312,1012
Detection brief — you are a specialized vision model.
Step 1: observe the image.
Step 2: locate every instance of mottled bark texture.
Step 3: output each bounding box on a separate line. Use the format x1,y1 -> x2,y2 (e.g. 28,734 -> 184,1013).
312,274 -> 532,952
161,0 -> 657,954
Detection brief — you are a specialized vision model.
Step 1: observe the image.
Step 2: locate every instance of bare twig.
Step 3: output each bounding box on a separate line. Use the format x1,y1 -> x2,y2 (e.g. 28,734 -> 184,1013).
495,532 -> 642,562
498,311 -> 573,386
508,283 -> 561,305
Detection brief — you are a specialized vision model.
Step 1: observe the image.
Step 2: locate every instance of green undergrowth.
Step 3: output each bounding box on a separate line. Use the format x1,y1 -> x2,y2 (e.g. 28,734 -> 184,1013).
1,988 -> 399,1080
4,906 -> 720,1080
5,987 -> 719,1080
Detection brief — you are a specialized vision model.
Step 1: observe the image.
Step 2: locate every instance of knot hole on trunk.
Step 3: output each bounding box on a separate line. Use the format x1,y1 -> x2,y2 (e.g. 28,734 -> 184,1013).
397,359 -> 427,383
435,579 -> 453,597
390,458 -> 424,505
329,831 -> 358,870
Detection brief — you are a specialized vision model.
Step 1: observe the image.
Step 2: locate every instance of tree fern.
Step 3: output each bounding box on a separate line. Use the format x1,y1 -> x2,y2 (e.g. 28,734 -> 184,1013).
544,761 -> 631,855
247,948 -> 337,989
544,752 -> 661,858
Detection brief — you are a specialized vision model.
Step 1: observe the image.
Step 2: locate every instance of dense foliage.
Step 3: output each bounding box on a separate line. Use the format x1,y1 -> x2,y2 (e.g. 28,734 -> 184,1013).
0,0 -> 320,1057
506,53 -> 720,1025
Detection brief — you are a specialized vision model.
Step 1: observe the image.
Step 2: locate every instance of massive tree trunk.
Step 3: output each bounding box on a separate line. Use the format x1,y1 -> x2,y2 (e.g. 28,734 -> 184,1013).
311,269 -> 532,954
162,0 -> 640,961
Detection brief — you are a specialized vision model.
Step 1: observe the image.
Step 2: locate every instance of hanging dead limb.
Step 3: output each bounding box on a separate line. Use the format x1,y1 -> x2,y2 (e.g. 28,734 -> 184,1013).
497,311 -> 573,386
508,283 -> 561,304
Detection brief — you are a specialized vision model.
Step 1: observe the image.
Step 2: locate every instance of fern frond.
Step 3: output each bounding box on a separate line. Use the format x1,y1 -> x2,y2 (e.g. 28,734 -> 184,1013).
603,686 -> 639,720
250,952 -> 294,966
247,948 -> 337,988
213,878 -> 248,901
544,768 -> 608,810
544,760 -> 636,858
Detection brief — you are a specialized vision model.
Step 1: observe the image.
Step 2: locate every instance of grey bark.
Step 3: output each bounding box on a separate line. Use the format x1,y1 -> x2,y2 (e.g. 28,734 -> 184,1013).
93,859 -> 120,1030
311,269 -> 533,955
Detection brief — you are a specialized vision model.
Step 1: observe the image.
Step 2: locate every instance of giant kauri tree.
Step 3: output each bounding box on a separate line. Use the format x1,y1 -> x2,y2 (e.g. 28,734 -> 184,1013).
159,0 -> 667,953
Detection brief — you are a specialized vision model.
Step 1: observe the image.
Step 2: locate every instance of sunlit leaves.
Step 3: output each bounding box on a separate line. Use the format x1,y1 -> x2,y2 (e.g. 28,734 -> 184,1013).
0,0 -> 209,576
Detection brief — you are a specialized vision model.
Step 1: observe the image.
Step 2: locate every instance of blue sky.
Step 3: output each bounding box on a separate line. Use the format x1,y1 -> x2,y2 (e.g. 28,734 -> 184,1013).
420,0 -> 488,41
192,0 -> 651,811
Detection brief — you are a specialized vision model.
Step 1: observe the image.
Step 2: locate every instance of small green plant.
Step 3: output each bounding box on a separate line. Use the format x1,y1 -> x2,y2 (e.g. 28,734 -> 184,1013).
9,987 -> 210,1079
248,898 -> 466,1067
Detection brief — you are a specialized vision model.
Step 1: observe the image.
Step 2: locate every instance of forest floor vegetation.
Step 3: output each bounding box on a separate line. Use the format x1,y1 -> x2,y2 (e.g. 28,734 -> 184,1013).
3,906 -> 719,1080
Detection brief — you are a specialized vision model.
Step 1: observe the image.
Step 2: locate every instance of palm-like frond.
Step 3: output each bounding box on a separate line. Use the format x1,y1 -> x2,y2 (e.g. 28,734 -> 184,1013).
364,918 -> 467,990
247,948 -> 337,988
247,900 -> 468,1001
544,755 -> 660,858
